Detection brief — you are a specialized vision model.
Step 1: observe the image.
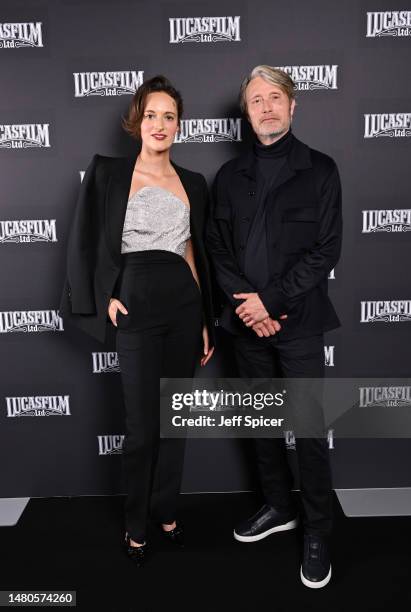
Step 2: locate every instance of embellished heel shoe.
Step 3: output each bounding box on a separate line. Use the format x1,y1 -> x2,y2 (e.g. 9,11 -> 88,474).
124,533 -> 148,567
161,523 -> 184,548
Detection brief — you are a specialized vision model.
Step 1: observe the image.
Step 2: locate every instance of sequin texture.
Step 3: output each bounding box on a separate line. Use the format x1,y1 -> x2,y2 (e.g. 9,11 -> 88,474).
121,186 -> 190,256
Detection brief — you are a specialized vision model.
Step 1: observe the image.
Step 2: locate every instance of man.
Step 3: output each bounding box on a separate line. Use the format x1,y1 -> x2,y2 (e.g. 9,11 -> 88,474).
206,65 -> 342,588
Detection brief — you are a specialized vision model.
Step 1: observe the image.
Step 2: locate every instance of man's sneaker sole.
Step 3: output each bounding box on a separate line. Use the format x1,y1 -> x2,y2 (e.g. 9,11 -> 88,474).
233,517 -> 298,542
300,564 -> 332,589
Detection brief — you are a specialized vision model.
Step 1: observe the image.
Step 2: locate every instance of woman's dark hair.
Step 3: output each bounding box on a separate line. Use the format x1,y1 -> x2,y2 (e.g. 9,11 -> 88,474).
122,75 -> 183,140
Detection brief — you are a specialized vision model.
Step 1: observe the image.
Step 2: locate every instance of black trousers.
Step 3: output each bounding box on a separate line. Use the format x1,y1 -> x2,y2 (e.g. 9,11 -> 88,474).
233,332 -> 333,536
115,250 -> 203,542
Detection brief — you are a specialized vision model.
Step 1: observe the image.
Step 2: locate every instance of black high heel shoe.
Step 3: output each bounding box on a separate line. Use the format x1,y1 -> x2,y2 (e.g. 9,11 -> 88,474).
124,533 -> 148,566
161,523 -> 184,548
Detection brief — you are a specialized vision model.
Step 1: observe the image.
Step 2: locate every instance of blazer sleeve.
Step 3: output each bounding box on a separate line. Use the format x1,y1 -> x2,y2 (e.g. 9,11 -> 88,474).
259,162 -> 343,317
66,154 -> 99,314
206,167 -> 256,306
193,175 -> 217,347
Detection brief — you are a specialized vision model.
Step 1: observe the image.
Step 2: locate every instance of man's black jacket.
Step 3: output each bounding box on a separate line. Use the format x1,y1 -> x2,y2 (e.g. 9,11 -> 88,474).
59,151 -> 215,345
206,134 -> 342,340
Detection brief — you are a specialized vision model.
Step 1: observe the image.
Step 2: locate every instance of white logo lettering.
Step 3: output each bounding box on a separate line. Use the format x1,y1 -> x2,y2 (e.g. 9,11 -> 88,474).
360,300 -> 411,323
169,16 -> 241,43
0,310 -> 64,333
359,386 -> 411,408
73,70 -> 144,97
0,22 -> 43,48
285,429 -> 334,449
0,219 -> 57,243
276,65 -> 338,90
6,395 -> 70,417
324,346 -> 335,367
175,118 -> 242,143
98,434 -> 125,455
364,113 -> 411,138
366,11 -> 411,37
0,124 -> 50,149
92,352 -> 120,374
362,209 -> 411,233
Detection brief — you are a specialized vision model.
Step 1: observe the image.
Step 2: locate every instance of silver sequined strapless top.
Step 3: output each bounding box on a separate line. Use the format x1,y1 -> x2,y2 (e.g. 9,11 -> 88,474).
121,186 -> 190,256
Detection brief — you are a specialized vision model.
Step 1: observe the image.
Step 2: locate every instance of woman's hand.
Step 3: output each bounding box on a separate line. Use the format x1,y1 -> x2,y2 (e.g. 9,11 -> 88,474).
108,298 -> 128,327
200,324 -> 214,367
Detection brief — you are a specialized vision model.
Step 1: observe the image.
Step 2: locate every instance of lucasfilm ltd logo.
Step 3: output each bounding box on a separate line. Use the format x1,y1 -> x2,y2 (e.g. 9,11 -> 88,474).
276,65 -> 338,90
6,395 -> 70,418
0,219 -> 57,243
0,124 -> 50,149
175,118 -> 241,143
361,300 -> 411,323
0,22 -> 43,48
324,346 -> 334,367
366,11 -> 411,37
92,352 -> 120,374
362,209 -> 411,233
286,429 -> 334,450
0,310 -> 64,333
74,70 -> 144,97
359,386 -> 411,408
98,435 -> 125,455
364,113 -> 411,138
169,16 -> 240,43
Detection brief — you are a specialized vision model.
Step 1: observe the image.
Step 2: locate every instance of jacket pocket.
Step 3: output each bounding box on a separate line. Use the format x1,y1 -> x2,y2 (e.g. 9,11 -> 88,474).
280,207 -> 318,254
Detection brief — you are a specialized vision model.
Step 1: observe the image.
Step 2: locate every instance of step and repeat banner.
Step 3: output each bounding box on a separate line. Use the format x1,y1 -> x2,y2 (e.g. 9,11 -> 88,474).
0,0 -> 410,497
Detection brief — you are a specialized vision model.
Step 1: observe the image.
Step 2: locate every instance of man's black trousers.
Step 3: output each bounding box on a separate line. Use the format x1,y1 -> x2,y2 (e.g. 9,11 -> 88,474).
233,332 -> 333,536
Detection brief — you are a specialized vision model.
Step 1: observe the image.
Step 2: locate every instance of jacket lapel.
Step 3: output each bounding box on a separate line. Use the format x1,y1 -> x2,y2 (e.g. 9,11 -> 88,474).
104,152 -> 137,266
267,136 -> 312,199
271,161 -> 295,193
234,133 -> 312,193
104,154 -> 201,267
171,161 -> 201,241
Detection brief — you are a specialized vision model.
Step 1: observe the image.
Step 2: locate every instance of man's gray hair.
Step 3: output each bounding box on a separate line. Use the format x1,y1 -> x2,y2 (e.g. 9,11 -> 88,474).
239,65 -> 296,114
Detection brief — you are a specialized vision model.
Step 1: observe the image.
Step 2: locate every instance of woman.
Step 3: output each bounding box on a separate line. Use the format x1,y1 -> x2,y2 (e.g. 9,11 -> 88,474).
60,75 -> 215,566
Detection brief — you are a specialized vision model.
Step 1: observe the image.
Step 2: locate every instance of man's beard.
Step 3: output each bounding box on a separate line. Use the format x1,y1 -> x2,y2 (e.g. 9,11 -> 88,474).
262,127 -> 286,139
258,122 -> 288,140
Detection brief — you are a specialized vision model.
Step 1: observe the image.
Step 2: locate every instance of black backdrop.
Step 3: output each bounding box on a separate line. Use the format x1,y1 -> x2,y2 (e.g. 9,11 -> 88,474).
1,0 -> 410,498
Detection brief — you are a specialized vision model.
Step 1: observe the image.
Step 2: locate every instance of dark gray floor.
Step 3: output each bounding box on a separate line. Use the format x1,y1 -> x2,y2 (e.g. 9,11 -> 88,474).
1,493 -> 410,611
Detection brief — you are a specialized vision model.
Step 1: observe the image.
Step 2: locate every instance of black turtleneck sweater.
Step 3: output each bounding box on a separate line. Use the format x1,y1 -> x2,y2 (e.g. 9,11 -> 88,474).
253,128 -> 293,182
243,129 -> 293,292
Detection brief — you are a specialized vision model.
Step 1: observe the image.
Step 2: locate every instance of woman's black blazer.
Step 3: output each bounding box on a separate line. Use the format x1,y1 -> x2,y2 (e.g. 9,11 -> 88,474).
59,151 -> 215,346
